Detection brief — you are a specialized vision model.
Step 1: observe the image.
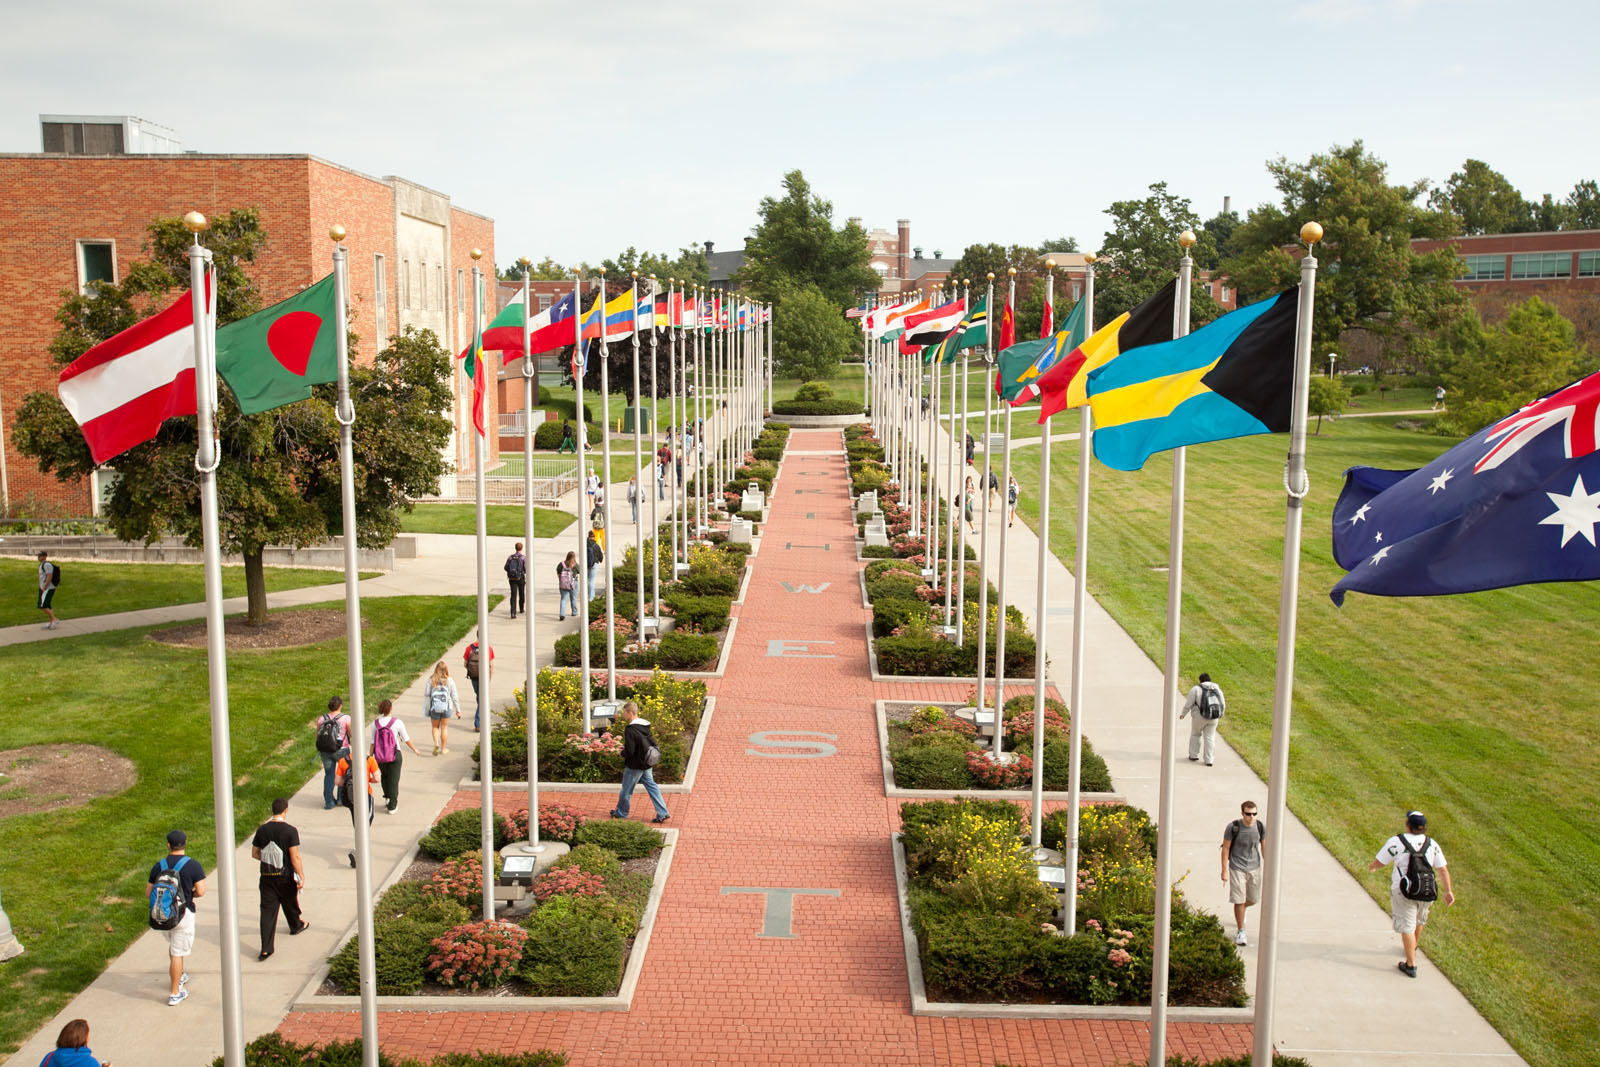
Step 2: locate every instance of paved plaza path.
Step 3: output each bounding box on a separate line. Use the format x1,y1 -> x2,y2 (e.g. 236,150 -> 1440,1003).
5,428 -> 1524,1067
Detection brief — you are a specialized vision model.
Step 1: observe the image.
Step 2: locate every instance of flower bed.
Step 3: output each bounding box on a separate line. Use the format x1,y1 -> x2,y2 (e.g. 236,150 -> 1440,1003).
323,805 -> 665,999
558,544 -> 742,671
476,667 -> 706,785
885,699 -> 1113,792
863,558 -> 1035,678
900,798 -> 1245,1007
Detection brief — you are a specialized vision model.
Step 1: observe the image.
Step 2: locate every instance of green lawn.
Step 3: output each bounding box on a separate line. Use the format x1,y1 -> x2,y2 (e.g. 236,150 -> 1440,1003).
0,561 -> 376,629
398,502 -> 574,539
0,595 -> 483,1056
1342,383 -> 1435,414
1013,417 -> 1598,1067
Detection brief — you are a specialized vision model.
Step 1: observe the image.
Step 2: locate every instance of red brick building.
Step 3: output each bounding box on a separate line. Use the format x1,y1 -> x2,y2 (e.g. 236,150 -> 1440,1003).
0,148 -> 496,514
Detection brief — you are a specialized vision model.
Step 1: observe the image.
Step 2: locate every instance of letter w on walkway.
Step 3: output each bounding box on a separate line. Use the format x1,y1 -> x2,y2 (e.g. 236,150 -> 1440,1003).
779,581 -> 831,594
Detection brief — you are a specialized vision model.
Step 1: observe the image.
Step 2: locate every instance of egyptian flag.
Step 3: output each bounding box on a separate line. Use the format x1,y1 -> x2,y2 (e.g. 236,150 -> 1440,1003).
1086,287 -> 1300,471
1035,280 -> 1177,422
902,299 -> 965,348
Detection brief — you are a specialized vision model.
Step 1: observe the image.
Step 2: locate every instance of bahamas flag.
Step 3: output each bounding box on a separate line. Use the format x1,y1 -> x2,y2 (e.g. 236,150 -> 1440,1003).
1085,287 -> 1300,471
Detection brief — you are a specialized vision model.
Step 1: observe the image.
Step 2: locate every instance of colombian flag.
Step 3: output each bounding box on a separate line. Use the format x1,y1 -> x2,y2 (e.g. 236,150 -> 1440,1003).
1086,287 -> 1300,471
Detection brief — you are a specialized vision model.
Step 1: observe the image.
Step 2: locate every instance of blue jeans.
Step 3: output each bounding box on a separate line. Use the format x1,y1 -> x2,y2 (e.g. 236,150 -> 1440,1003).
320,748 -> 349,808
559,587 -> 578,618
469,675 -> 481,730
587,565 -> 599,594
613,766 -> 668,820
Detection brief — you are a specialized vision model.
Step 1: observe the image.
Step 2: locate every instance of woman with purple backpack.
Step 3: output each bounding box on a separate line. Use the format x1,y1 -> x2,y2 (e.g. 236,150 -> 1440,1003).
369,698 -> 420,813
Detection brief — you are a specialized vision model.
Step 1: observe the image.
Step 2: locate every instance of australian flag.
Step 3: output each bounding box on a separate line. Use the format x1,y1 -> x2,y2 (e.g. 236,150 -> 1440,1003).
1331,371 -> 1600,605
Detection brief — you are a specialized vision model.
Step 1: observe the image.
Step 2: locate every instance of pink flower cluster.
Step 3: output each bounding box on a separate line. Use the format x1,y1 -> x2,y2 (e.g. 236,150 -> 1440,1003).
427,920 -> 528,991
1004,705 -> 1069,742
1105,927 -> 1136,968
564,731 -> 623,755
531,866 -> 609,903
507,803 -> 585,843
965,750 -> 1034,788
423,856 -> 489,908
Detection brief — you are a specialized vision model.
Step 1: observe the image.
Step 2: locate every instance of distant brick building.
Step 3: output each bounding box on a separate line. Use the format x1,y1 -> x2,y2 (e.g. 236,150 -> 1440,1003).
0,130 -> 495,514
1410,229 -> 1600,350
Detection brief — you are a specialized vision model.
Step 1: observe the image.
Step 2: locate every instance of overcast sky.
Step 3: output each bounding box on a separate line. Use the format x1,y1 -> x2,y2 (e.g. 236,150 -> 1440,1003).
4,0 -> 1595,272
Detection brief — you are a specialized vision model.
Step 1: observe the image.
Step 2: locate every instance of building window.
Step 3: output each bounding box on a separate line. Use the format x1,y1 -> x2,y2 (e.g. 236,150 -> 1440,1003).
538,294 -> 552,311
373,254 -> 387,341
1461,253 -> 1507,281
1510,252 -> 1569,280
457,269 -> 465,311
1220,286 -> 1231,302
1578,251 -> 1600,278
401,260 -> 410,309
76,239 -> 116,292
437,266 -> 444,311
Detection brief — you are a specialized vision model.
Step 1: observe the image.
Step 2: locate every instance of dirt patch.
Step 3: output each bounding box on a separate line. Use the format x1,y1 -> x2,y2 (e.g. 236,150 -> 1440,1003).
149,609 -> 359,651
0,744 -> 136,820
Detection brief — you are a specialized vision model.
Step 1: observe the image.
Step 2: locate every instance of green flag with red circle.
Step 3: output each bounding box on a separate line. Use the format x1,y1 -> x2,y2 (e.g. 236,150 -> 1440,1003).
216,273 -> 339,414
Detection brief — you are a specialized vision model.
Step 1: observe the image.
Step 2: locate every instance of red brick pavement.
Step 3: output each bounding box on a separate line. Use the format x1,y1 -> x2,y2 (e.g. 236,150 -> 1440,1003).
279,429 -> 1249,1065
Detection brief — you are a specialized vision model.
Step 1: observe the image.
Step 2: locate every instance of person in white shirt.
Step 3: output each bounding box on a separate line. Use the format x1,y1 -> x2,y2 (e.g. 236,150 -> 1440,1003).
1179,672 -> 1226,765
369,698 -> 421,813
1368,810 -> 1455,978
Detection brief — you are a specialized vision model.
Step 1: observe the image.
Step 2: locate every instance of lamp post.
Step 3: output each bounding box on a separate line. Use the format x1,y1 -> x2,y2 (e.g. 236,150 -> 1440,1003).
1327,352 -> 1337,379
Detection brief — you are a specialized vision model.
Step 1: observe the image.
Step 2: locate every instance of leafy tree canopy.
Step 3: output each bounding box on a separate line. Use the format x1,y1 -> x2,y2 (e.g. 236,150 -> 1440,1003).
12,209 -> 452,624
770,282 -> 855,382
1036,235 -> 1080,252
1436,297 -> 1595,436
1093,181 -> 1223,325
501,256 -> 570,281
1428,159 -> 1535,235
740,170 -> 879,308
600,246 -> 710,287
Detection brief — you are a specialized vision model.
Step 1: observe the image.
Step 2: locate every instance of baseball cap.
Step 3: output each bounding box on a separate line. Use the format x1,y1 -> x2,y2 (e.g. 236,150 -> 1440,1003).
1406,811 -> 1426,830
167,829 -> 187,848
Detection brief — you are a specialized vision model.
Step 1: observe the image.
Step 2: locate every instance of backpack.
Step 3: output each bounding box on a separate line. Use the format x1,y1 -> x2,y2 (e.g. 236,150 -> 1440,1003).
428,684 -> 451,715
314,713 -> 344,754
466,644 -> 481,677
338,770 -> 355,809
259,838 -> 285,875
50,562 -> 62,587
1398,836 -> 1439,902
505,553 -> 526,582
1199,684 -> 1223,720
558,565 -> 575,591
372,718 -> 398,764
645,744 -> 661,768
148,856 -> 190,930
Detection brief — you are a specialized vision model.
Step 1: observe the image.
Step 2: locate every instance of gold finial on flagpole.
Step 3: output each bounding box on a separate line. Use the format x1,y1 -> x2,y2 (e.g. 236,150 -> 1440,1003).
1045,259 -> 1056,270
1007,266 -> 1017,277
1300,221 -> 1324,247
597,266 -> 606,276
632,270 -> 638,279
470,248 -> 482,261
649,273 -> 657,280
183,211 -> 208,233
1083,252 -> 1097,265
328,224 -> 346,243
518,256 -> 531,269
986,272 -> 995,281
1178,230 -> 1196,249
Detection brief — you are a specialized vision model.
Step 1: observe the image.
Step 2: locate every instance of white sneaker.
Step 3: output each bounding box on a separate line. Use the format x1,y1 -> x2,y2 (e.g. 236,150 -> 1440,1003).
168,988 -> 189,1006
1234,930 -> 1248,947
180,971 -> 190,987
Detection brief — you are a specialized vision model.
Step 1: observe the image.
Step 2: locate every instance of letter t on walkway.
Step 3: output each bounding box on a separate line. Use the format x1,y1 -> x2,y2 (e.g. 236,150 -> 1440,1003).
719,887 -> 842,939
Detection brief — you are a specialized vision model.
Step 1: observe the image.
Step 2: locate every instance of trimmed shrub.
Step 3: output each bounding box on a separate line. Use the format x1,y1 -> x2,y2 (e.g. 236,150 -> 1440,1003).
373,880 -> 471,928
893,744 -> 972,789
663,591 -> 732,632
679,565 -> 740,598
920,912 -> 1051,1001
794,381 -> 834,401
517,896 -> 626,996
550,842 -> 623,882
872,596 -> 932,638
865,574 -> 924,602
654,631 -> 719,670
575,818 -> 664,859
771,397 -> 861,415
220,1034 -> 570,1067
861,544 -> 895,558
427,920 -> 528,991
874,634 -> 960,675
419,807 -> 512,860
327,916 -> 442,996
424,854 -> 503,909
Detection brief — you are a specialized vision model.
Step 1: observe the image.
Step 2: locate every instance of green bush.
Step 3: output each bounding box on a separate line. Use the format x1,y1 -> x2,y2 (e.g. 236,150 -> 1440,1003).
654,630 -> 719,669
899,798 -> 1024,877
872,596 -> 931,638
219,1034 -> 569,1067
794,381 -> 835,401
418,807 -> 512,860
1041,803 -> 1159,859
679,565 -> 739,598
920,912 -> 1051,1001
771,397 -> 861,415
664,591 -> 732,632
551,843 -> 623,882
575,818 -> 664,859
861,544 -> 895,558
1166,904 -> 1248,1006
517,895 -> 626,996
326,915 -> 443,995
719,540 -> 753,557
1028,738 -> 1113,792
874,634 -> 960,675
893,744 -> 972,789
865,574 -> 924,602
373,880 -> 471,928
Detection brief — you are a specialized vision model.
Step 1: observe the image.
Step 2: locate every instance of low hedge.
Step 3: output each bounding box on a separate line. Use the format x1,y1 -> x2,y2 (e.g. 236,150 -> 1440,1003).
771,398 -> 862,415
215,1034 -> 569,1067
327,914 -> 449,995
418,807 -> 512,860
517,896 -> 626,996
664,591 -> 732,632
552,630 -> 719,671
874,633 -> 1036,677
574,818 -> 665,859
861,545 -> 895,558
872,597 -> 931,638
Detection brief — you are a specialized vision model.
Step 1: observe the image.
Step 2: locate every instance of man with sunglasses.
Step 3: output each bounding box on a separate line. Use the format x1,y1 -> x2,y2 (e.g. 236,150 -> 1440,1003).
1221,800 -> 1266,947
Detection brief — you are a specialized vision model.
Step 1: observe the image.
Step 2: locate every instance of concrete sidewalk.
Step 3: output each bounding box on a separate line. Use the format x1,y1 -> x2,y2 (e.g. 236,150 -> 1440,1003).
923,415 -> 1523,1066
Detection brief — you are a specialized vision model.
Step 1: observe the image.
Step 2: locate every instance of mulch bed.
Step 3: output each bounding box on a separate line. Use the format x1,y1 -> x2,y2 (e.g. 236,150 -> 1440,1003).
149,609 -> 362,651
0,744 -> 137,820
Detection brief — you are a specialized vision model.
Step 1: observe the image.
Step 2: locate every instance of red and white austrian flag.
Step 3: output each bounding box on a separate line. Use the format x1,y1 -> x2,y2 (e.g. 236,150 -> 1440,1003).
58,286 -> 211,464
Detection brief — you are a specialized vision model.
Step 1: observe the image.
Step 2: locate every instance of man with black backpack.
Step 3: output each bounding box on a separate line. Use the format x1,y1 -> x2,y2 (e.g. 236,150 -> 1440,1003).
147,829 -> 205,1006
313,696 -> 352,809
1369,810 -> 1455,978
37,550 -> 60,630
504,542 -> 527,619
610,702 -> 670,824
1179,672 -> 1227,766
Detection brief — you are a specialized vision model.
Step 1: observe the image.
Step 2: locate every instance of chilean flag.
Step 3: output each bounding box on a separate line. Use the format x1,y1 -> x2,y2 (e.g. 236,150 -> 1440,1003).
58,284 -> 209,465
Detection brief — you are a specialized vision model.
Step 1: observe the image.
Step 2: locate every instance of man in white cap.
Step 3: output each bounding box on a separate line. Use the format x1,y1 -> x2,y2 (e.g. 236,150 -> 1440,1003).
1369,810 -> 1455,978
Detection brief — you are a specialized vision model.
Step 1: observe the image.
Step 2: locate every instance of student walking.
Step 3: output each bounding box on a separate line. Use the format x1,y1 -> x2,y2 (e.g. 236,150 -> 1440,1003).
557,551 -> 579,620
312,696 -> 352,809
610,702 -> 670,823
590,481 -> 606,524
250,797 -> 308,960
40,1019 -> 109,1067
464,638 -> 494,731
962,476 -> 977,534
1369,810 -> 1455,978
1220,800 -> 1266,946
335,751 -> 380,868
370,698 -> 421,812
503,542 -> 527,619
422,661 -> 462,755
147,829 -> 204,1006
1007,475 -> 1020,527
36,550 -> 60,630
627,475 -> 639,523
586,529 -> 605,594
1180,672 -> 1226,765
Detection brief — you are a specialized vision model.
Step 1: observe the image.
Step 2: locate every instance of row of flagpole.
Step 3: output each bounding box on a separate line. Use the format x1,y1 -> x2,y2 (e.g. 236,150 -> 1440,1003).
862,226 -> 1324,1066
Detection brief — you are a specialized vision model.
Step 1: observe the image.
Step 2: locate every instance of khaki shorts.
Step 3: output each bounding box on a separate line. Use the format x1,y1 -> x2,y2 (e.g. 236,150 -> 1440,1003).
1228,866 -> 1262,905
162,909 -> 196,957
1390,886 -> 1432,934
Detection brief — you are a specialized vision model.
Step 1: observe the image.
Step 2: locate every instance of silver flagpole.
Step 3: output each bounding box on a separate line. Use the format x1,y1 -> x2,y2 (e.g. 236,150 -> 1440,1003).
469,254 -> 495,923
766,302 -> 774,418
1030,261 -> 1056,849
632,274 -> 647,645
975,274 -> 995,734
943,317 -> 958,637
667,283 -> 680,581
1062,254 -> 1097,917
650,286 -> 663,625
956,280 -> 970,643
1149,231 -> 1197,1067
994,270 -> 1016,752
184,212 -> 246,1067
926,301 -> 940,595
574,270 -> 592,733
516,260 -> 542,853
1252,222 -> 1323,1067
598,269 -> 617,701
328,226 -> 377,1063
695,288 -> 706,540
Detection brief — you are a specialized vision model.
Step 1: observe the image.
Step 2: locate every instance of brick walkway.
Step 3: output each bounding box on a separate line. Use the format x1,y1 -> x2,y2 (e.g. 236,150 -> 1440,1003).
279,429 -> 1249,1065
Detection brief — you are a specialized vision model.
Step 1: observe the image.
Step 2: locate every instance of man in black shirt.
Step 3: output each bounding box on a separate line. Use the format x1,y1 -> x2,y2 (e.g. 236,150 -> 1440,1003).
250,797 -> 308,960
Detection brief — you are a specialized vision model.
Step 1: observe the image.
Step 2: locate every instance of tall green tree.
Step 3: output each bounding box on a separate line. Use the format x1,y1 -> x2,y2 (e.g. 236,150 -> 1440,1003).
1221,141 -> 1465,371
1093,182 -> 1223,325
501,256 -> 570,281
1566,179 -> 1600,230
1427,159 -> 1534,235
740,170 -> 879,308
1438,297 -> 1593,436
1036,235 -> 1079,253
12,210 -> 453,625
770,283 -> 856,382
600,246 -> 710,287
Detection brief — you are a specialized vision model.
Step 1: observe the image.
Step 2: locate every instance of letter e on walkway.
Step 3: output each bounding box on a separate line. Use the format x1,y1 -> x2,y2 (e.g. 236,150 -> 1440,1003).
746,731 -> 837,758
